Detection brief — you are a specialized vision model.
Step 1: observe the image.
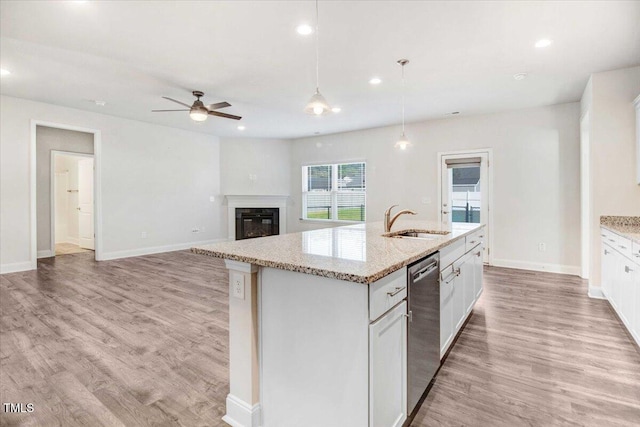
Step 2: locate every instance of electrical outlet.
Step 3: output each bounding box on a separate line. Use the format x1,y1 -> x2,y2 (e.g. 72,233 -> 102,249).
192,227 -> 200,233
141,232 -> 147,239
422,197 -> 431,204
538,243 -> 546,252
231,273 -> 245,300
209,196 -> 215,202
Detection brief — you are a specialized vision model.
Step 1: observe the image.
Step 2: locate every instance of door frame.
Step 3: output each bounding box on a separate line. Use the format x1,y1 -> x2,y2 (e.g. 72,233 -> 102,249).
580,111 -> 590,280
50,150 -> 95,256
30,120 -> 103,268
437,148 -> 493,265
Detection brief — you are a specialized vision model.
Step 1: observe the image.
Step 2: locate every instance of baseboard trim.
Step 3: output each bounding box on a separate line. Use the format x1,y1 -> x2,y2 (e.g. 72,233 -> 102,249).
0,261 -> 36,275
66,237 -> 79,245
491,259 -> 580,276
587,286 -> 606,299
222,394 -> 261,427
100,239 -> 227,261
37,250 -> 54,259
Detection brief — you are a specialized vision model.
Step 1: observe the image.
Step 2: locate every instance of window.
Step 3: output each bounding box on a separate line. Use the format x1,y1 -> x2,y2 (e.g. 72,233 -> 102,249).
302,162 -> 366,222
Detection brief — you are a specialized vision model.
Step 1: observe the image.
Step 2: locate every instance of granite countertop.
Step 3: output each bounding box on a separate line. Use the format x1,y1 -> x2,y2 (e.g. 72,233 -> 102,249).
192,220 -> 484,284
600,216 -> 640,244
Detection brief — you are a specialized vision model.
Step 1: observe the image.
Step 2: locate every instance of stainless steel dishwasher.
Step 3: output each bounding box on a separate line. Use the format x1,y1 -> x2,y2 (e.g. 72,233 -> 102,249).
407,253 -> 440,416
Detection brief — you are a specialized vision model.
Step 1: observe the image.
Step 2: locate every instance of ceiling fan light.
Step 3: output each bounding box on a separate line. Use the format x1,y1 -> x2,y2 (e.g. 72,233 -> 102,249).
304,90 -> 331,116
189,107 -> 208,122
394,132 -> 412,150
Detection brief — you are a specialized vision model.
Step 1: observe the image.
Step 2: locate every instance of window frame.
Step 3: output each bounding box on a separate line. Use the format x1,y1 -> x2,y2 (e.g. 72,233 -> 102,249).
301,161 -> 366,223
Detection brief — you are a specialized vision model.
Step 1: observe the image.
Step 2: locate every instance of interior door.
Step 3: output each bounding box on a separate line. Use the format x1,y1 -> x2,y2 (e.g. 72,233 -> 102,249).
78,158 -> 94,250
440,153 -> 490,263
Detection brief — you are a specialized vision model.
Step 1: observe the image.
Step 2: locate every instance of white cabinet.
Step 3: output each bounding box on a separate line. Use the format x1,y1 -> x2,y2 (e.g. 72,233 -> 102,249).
440,235 -> 484,359
472,246 -> 484,299
601,228 -> 640,347
369,301 -> 407,427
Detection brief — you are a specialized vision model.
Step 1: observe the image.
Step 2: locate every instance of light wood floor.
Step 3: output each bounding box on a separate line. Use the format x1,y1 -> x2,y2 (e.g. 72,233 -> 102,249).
55,243 -> 92,256
1,252 -> 639,426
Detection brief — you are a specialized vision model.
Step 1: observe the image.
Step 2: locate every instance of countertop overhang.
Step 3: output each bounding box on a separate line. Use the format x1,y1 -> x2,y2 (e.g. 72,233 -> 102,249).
192,220 -> 485,284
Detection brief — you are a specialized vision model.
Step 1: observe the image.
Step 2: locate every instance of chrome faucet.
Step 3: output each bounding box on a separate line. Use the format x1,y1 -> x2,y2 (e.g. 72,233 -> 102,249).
384,205 -> 417,232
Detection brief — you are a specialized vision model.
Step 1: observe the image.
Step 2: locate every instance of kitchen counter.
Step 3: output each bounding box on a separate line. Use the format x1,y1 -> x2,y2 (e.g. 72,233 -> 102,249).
600,216 -> 640,244
192,220 -> 483,284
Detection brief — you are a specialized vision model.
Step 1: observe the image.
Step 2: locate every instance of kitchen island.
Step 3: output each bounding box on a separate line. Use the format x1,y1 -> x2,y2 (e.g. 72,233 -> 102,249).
192,220 -> 485,427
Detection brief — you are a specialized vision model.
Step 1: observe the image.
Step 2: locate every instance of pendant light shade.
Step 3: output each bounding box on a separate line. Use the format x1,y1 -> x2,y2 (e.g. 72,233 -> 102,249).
394,132 -> 410,150
305,0 -> 331,115
305,89 -> 331,116
395,59 -> 412,150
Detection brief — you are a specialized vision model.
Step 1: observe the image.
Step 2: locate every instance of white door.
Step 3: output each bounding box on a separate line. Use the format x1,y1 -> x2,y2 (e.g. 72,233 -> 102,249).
440,152 -> 490,263
369,301 -> 407,427
78,158 -> 94,250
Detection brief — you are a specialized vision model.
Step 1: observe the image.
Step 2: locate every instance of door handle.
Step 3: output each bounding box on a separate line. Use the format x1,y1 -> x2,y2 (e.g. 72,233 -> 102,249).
77,207 -> 81,211
442,211 -> 449,215
625,266 -> 634,273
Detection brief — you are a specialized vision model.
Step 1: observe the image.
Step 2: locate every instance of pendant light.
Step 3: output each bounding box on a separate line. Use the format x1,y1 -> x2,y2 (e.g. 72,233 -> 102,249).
394,59 -> 412,150
304,0 -> 331,116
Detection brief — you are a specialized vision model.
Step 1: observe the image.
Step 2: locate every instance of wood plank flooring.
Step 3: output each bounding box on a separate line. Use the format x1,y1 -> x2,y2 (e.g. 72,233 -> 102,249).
1,252 -> 639,426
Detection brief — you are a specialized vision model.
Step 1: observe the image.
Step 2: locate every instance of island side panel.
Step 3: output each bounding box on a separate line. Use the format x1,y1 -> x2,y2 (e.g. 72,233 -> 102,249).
260,267 -> 370,427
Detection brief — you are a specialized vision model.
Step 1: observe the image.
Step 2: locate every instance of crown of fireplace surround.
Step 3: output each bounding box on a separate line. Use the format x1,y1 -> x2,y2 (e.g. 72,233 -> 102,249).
225,195 -> 289,241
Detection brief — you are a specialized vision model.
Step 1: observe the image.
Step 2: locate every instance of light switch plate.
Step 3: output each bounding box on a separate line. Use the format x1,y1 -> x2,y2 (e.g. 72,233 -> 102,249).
231,273 -> 245,300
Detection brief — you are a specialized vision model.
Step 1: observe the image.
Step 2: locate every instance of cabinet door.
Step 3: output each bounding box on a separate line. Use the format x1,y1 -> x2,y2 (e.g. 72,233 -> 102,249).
462,254 -> 475,316
440,272 -> 455,359
473,247 -> 484,300
452,262 -> 465,332
633,266 -> 640,343
370,301 -> 407,427
601,243 -> 614,297
620,258 -> 637,331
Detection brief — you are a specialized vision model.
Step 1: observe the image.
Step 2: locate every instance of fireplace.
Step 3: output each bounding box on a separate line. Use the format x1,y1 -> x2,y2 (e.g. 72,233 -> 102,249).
235,208 -> 280,240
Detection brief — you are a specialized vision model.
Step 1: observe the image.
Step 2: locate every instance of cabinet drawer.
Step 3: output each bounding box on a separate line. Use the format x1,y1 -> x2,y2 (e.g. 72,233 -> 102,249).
633,241 -> 640,263
369,267 -> 407,322
440,238 -> 465,270
465,228 -> 485,252
601,228 -> 633,259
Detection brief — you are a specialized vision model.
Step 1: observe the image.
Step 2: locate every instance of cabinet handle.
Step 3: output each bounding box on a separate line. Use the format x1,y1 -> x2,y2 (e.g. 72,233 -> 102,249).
604,249 -> 609,255
469,240 -> 476,244
476,251 -> 482,257
625,266 -> 634,273
608,239 -> 615,243
634,254 -> 640,258
387,286 -> 406,297
618,245 -> 627,250
455,268 -> 461,277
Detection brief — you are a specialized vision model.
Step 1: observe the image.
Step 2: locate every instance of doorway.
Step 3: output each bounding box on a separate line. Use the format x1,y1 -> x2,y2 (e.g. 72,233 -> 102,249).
30,121 -> 102,268
438,149 -> 492,264
52,152 -> 95,256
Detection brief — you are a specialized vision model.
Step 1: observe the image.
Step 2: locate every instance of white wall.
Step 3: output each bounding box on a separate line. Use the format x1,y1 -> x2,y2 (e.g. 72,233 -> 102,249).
1,95 -> 226,272
220,137 -> 291,196
37,126 -> 94,254
290,103 -> 581,274
581,66 -> 640,288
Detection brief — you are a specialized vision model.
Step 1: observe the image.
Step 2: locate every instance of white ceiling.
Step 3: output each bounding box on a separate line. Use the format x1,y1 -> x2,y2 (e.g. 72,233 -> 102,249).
1,1 -> 639,139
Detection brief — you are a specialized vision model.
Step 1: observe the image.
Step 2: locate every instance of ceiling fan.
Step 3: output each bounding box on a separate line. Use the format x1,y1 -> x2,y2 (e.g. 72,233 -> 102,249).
152,90 -> 242,122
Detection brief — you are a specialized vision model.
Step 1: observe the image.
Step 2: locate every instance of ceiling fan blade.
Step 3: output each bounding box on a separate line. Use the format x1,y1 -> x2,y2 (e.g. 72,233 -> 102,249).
152,109 -> 190,112
207,101 -> 231,110
162,96 -> 192,108
208,111 -> 242,120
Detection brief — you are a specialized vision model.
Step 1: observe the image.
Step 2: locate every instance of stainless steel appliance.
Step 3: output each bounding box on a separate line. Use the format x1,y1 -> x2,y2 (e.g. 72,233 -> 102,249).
407,253 -> 440,415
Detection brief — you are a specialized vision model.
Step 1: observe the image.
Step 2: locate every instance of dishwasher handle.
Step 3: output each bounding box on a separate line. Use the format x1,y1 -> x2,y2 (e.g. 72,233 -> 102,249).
412,262 -> 438,283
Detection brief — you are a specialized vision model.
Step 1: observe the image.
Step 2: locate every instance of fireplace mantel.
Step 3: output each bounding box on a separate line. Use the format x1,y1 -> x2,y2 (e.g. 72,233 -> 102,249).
225,195 -> 288,240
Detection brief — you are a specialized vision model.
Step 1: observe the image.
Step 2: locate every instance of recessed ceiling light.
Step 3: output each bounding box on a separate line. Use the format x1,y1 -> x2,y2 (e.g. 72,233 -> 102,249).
369,77 -> 382,85
535,39 -> 553,48
513,73 -> 528,80
296,24 -> 313,36
331,106 -> 341,113
94,100 -> 106,106
0,69 -> 10,76
237,125 -> 246,131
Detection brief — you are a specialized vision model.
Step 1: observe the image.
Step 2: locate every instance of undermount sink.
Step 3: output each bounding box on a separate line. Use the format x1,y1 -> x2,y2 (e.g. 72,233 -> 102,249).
390,231 -> 450,240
